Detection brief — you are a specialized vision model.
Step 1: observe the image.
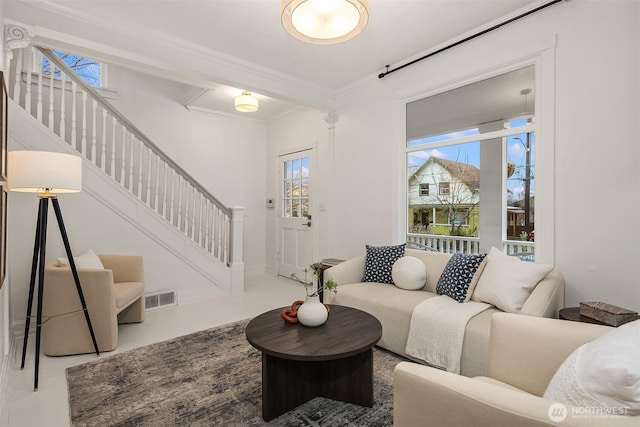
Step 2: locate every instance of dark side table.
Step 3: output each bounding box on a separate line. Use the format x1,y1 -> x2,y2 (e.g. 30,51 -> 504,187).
317,258 -> 344,302
559,307 -> 607,325
559,307 -> 639,326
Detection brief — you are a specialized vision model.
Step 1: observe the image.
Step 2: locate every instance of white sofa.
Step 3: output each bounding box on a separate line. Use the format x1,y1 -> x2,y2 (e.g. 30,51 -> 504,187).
324,248 -> 564,377
394,313 -> 638,426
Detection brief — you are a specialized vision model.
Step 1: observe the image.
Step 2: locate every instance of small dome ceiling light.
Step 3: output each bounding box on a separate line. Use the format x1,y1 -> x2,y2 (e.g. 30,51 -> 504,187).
235,91 -> 259,113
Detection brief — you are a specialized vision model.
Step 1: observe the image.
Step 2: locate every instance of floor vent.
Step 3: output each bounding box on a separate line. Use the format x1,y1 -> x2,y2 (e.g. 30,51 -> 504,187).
145,290 -> 178,310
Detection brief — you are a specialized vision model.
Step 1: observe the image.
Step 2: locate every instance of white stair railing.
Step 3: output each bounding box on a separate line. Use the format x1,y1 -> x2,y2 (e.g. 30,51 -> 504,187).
7,45 -> 241,268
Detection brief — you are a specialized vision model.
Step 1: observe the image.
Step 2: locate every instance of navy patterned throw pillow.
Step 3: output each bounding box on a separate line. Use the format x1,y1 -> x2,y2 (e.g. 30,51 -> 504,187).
362,244 -> 406,284
436,253 -> 486,303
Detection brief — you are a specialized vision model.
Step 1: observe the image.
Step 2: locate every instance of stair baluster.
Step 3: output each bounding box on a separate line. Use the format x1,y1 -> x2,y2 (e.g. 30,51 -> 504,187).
13,52 -> 22,105
120,125 -> 126,186
91,99 -> 97,165
184,181 -> 190,237
162,162 -> 169,218
7,44 -> 242,278
169,169 -> 175,224
204,199 -> 211,251
59,68 -> 66,139
110,116 -> 117,179
146,146 -> 153,206
25,48 -> 32,114
154,155 -> 161,212
191,186 -> 197,241
48,61 -> 54,130
81,91 -> 88,157
129,132 -> 136,195
177,175 -> 183,231
36,58 -> 43,121
71,80 -> 77,150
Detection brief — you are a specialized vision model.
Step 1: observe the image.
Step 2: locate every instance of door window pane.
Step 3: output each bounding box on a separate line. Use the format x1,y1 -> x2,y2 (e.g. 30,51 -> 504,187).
282,155 -> 310,219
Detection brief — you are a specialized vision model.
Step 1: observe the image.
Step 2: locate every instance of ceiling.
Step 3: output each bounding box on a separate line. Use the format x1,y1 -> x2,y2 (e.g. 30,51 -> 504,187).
407,65 -> 535,140
11,0 -> 546,120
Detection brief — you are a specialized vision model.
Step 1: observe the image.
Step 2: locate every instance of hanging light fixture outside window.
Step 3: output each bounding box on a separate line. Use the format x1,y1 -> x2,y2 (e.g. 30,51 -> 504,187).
520,88 -> 533,125
235,91 -> 259,113
281,0 -> 369,44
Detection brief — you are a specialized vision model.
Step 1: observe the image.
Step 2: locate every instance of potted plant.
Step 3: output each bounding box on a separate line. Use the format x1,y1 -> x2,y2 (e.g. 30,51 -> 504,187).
286,265 -> 338,326
507,162 -> 515,178
291,263 -> 339,297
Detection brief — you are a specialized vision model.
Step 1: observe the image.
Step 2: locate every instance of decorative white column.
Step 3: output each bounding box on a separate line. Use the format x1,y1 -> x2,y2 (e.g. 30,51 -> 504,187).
229,205 -> 246,296
322,110 -> 338,256
4,23 -> 32,71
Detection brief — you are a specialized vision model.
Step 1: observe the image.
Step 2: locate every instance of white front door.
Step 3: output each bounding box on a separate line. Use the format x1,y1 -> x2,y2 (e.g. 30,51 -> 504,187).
278,150 -> 314,282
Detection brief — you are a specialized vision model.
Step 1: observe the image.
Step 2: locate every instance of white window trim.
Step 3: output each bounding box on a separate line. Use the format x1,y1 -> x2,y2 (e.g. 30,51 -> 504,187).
392,37 -> 557,264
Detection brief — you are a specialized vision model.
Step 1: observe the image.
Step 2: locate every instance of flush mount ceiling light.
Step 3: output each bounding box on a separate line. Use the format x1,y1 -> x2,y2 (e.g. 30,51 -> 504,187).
281,0 -> 369,44
235,91 -> 259,113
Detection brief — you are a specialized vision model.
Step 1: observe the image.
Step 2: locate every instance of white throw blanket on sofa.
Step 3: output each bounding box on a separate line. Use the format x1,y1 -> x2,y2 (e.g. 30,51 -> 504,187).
405,295 -> 491,374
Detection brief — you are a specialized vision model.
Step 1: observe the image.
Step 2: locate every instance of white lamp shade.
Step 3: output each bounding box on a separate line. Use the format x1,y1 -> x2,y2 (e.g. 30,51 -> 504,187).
282,0 -> 369,44
235,92 -> 259,113
7,151 -> 82,194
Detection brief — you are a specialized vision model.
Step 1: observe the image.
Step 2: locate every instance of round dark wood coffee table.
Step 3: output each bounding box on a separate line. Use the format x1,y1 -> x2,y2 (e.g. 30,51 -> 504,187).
246,304 -> 382,421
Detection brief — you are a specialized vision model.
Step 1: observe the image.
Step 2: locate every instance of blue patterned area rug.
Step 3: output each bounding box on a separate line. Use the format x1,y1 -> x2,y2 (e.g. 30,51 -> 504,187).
66,319 -> 405,426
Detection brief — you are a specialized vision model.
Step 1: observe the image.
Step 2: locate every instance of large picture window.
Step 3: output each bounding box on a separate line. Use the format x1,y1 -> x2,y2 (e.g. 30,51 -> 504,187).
406,66 -> 536,256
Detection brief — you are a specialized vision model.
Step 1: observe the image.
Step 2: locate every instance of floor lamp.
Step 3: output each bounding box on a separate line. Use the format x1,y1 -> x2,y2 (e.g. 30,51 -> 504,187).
7,150 -> 100,391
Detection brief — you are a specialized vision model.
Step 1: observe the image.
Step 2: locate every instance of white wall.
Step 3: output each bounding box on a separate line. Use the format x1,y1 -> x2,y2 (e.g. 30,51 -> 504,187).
5,0 -> 638,315
0,0 -> 9,393
267,1 -> 640,311
5,64 -> 269,327
106,67 -> 268,275
333,0 -> 638,310
266,109 -> 330,273
7,179 -> 230,318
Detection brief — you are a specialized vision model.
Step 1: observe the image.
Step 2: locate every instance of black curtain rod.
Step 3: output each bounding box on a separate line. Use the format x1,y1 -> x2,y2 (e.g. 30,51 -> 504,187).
378,0 -> 565,79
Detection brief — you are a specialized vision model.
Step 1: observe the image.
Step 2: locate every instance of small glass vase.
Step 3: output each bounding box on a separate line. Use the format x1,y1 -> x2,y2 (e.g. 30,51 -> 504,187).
297,295 -> 329,327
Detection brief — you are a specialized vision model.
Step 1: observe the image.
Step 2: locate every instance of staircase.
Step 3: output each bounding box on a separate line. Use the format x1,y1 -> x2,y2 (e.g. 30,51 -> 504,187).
5,37 -> 245,298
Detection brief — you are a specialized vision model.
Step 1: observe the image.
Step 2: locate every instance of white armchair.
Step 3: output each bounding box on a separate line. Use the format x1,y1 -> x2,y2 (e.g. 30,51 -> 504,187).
394,313 -> 637,426
42,254 -> 145,356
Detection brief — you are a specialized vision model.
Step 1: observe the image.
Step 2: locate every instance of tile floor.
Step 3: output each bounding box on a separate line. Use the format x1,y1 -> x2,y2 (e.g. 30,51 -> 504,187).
1,273 -> 302,426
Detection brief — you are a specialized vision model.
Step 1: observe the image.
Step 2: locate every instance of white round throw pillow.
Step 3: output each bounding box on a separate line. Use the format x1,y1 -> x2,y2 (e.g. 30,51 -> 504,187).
392,256 -> 427,290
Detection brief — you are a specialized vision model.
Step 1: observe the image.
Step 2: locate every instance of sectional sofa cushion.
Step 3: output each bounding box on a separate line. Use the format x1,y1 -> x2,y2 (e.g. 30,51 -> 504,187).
544,319 -> 640,415
57,249 -> 104,269
436,253 -> 486,303
362,244 -> 406,284
472,247 -> 552,313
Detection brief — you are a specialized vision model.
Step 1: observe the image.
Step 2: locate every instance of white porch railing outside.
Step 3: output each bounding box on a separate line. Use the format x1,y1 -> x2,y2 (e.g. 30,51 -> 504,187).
502,240 -> 535,255
407,233 -> 481,254
6,43 -> 242,269
407,233 -> 535,256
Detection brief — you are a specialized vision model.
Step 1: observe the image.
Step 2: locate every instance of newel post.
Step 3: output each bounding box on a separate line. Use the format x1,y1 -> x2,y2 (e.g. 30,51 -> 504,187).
229,205 -> 246,296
